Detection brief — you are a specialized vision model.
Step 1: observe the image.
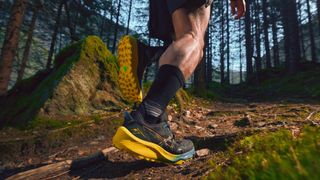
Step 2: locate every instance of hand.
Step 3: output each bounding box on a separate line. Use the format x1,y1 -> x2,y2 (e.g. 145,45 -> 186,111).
230,0 -> 246,19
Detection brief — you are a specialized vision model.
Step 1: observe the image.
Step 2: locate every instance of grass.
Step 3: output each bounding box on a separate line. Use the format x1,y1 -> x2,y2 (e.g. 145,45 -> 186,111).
209,126 -> 320,180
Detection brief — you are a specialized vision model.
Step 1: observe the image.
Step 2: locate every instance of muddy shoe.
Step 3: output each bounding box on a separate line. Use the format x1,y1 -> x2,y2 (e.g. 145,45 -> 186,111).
117,36 -> 165,103
112,111 -> 195,164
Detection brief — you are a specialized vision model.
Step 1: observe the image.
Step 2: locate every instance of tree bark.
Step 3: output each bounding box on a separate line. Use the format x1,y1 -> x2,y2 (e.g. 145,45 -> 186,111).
226,0 -> 230,84
206,25 -> 213,85
261,0 -> 271,68
0,0 -> 28,96
112,0 -> 122,54
6,147 -> 117,180
126,0 -> 133,35
254,0 -> 262,75
317,0 -> 320,35
46,0 -> 64,70
64,1 -> 78,42
271,8 -> 280,67
280,0 -> 301,73
245,0 -> 253,82
306,0 -> 318,63
107,0 -> 114,48
297,0 -> 306,61
239,20 -> 243,83
17,2 -> 42,83
220,0 -> 225,84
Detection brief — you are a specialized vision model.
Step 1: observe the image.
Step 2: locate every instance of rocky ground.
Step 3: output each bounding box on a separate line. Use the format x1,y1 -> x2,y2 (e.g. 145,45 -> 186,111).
1,97 -> 320,179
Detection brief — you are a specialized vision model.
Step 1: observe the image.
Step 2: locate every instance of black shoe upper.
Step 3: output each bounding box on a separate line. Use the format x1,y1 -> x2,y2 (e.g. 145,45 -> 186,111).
123,111 -> 194,155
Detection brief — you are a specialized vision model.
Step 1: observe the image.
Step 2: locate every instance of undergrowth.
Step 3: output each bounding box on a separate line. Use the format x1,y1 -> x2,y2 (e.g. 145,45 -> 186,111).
209,126 -> 320,179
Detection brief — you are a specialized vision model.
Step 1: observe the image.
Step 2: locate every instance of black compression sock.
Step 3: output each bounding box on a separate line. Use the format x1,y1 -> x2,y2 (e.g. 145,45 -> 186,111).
137,64 -> 185,124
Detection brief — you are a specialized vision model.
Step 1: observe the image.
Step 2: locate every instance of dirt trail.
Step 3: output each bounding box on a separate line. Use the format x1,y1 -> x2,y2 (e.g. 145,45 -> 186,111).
2,98 -> 320,179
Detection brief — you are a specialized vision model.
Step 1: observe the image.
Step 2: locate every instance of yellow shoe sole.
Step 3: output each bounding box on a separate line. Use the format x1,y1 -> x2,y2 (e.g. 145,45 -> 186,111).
117,36 -> 143,103
112,126 -> 195,165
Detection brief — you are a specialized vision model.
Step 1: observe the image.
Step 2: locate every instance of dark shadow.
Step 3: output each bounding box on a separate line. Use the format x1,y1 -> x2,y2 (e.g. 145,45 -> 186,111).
188,133 -> 239,152
69,160 -> 166,179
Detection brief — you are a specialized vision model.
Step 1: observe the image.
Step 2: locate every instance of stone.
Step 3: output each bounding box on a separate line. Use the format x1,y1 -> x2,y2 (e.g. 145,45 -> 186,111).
196,149 -> 210,157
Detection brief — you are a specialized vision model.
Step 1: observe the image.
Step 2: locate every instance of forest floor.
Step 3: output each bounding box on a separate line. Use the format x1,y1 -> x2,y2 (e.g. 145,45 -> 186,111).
1,97 -> 320,179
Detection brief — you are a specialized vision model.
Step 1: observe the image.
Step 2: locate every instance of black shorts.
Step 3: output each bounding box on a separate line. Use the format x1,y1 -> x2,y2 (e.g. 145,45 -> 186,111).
149,0 -> 209,43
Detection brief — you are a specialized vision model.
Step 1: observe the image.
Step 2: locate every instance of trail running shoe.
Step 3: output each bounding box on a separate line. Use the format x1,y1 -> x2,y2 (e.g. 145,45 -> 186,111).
112,111 -> 195,164
117,36 -> 165,103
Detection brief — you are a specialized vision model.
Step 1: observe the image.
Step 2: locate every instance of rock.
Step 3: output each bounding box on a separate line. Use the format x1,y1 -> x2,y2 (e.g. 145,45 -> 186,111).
234,115 -> 251,127
196,149 -> 210,157
0,36 -> 125,127
185,110 -> 191,118
208,124 -> 218,129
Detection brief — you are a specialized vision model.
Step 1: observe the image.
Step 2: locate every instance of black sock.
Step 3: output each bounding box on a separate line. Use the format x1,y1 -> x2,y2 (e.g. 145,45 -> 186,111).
135,64 -> 185,124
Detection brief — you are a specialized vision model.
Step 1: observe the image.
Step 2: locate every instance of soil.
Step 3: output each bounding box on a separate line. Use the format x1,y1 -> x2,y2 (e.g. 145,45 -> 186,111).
1,98 -> 320,179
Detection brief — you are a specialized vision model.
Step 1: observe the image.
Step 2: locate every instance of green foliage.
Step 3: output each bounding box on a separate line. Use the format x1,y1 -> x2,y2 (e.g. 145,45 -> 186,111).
209,126 -> 320,179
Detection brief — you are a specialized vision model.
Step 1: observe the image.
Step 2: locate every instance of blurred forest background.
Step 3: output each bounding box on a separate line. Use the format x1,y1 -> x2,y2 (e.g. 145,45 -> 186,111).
1,0 -> 320,179
0,0 -> 319,95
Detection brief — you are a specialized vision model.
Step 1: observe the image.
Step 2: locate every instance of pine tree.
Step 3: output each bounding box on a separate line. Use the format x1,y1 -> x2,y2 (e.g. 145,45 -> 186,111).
0,0 -> 28,95
46,0 -> 64,70
17,0 -> 43,82
306,0 -> 318,62
245,0 -> 253,81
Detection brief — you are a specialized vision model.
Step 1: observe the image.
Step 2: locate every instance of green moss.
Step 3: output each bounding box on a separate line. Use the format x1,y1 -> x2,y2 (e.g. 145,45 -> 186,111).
209,126 -> 320,179
0,36 -> 119,128
26,116 -> 85,130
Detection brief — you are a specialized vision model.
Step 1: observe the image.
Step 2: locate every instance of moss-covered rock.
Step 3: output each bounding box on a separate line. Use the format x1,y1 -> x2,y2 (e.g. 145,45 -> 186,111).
0,36 -> 124,128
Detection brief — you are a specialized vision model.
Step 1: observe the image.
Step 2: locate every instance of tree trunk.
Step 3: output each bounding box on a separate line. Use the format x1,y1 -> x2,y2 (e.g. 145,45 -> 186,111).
297,0 -> 306,61
0,0 -> 28,96
239,20 -> 243,83
107,0 -> 114,48
64,1 -> 78,42
306,0 -> 318,63
254,0 -> 262,75
245,0 -> 253,82
206,25 -> 212,85
261,0 -> 271,68
317,0 -> 320,35
126,0 -> 133,35
220,0 -> 225,84
17,2 -> 42,83
280,0 -> 301,73
226,0 -> 230,84
112,0 -> 122,54
46,0 -> 64,70
271,9 -> 280,67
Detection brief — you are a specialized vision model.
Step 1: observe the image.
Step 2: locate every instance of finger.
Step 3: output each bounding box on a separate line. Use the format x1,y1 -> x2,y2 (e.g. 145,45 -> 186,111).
231,0 -> 236,16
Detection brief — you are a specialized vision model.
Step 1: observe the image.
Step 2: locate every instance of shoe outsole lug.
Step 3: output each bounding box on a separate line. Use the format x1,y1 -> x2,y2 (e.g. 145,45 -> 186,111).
117,36 -> 142,103
113,126 -> 194,165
